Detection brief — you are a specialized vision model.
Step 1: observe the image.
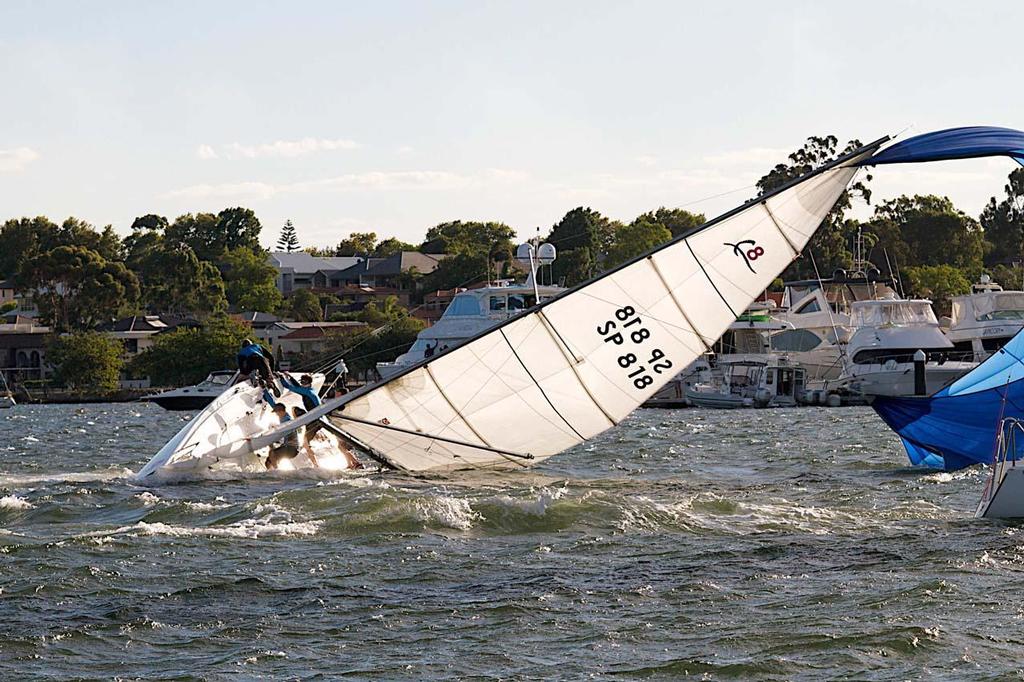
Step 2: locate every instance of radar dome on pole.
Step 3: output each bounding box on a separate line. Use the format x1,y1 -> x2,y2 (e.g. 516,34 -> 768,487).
537,243 -> 556,265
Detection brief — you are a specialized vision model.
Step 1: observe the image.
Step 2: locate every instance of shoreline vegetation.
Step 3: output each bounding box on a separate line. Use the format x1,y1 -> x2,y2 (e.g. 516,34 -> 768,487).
3,134 -> 1024,392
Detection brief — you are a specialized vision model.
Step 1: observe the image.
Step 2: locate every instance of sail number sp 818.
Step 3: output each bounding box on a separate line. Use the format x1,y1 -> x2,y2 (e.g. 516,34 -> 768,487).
596,306 -> 673,389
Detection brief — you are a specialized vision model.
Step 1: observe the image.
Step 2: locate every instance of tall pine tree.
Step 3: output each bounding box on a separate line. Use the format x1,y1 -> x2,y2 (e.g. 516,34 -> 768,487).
276,220 -> 300,252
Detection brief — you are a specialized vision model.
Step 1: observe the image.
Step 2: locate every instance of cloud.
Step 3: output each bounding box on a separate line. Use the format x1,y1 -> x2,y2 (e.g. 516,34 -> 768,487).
197,137 -> 361,160
702,146 -> 791,168
196,144 -> 218,160
162,168 -> 528,200
0,147 -> 40,172
396,145 -> 415,155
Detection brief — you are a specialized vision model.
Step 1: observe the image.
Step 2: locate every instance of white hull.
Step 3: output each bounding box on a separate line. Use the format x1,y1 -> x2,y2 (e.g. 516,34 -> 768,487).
842,363 -> 973,397
685,390 -> 752,409
977,466 -> 1024,518
0,395 -> 14,409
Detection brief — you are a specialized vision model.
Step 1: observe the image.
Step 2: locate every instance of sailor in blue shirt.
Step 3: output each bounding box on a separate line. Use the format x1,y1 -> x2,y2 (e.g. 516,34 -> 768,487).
280,374 -> 326,463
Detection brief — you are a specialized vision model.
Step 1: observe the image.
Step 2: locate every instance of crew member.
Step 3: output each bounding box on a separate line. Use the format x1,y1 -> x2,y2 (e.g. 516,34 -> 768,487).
265,403 -> 300,469
238,339 -> 278,395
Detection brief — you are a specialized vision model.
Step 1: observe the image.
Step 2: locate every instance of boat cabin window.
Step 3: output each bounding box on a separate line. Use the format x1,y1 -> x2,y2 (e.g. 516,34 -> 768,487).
507,293 -> 536,311
852,302 -> 937,327
208,373 -> 234,386
445,294 -> 481,317
489,295 -> 507,312
976,293 -> 1024,321
771,329 -> 823,352
795,299 -> 821,314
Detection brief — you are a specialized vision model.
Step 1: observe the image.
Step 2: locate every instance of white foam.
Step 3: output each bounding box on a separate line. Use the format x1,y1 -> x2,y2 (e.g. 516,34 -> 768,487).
0,468 -> 135,486
415,496 -> 480,530
0,495 -> 33,510
135,492 -> 161,506
485,486 -> 568,516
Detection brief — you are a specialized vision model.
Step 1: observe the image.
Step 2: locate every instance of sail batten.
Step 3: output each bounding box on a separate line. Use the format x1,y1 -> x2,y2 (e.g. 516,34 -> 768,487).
246,140 -> 888,473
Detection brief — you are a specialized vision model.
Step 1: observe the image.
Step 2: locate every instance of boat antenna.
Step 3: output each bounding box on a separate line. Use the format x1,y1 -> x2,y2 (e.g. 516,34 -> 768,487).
808,247 -> 851,376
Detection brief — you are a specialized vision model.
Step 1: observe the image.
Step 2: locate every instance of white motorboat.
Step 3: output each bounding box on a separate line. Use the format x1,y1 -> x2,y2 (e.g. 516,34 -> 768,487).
838,297 -> 975,397
143,370 -> 239,410
686,356 -> 806,409
946,276 -> 1024,362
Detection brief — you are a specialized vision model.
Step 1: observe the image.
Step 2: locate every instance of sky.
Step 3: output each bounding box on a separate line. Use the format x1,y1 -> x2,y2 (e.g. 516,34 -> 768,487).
1,0 -> 1022,250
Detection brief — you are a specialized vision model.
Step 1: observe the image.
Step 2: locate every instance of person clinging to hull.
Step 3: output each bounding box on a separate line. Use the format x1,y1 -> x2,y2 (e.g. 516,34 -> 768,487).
282,374 -> 362,469
265,402 -> 300,469
237,339 -> 279,396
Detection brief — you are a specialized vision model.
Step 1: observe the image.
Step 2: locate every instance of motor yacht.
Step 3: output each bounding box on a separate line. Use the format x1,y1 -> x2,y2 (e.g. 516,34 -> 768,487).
945,276 -> 1024,362
685,355 -> 806,409
143,370 -> 239,410
837,297 -> 975,398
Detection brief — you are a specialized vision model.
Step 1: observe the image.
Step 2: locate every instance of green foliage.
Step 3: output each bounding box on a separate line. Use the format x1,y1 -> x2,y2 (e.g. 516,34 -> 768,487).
277,219 -> 300,252
0,216 -> 124,279
335,232 -> 378,256
165,207 -> 262,261
605,219 -> 672,268
344,315 -> 425,373
902,264 -> 972,316
422,221 -> 516,262
48,331 -> 124,392
19,246 -> 140,332
420,253 -> 488,293
0,301 -> 15,315
870,195 -> 985,273
373,237 -> 416,257
287,288 -> 323,321
981,168 -> 1024,266
756,136 -> 872,278
129,316 -> 251,386
546,208 -> 618,285
634,207 -> 705,238
131,242 -> 227,316
220,246 -> 282,312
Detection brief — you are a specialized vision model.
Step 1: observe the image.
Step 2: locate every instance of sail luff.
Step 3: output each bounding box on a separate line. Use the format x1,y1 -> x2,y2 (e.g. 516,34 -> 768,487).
249,137 -> 890,471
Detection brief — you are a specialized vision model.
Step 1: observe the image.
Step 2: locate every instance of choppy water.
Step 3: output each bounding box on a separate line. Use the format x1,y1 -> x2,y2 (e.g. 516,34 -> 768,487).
1,403 -> 1022,679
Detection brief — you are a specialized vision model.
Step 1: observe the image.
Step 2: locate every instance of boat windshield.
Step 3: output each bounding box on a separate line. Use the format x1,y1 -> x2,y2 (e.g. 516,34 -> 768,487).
976,293 -> 1024,321
852,301 -> 937,327
444,294 -> 481,317
200,372 -> 235,387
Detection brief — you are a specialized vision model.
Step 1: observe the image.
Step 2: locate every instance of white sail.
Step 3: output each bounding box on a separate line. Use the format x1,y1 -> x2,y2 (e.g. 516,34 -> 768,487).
250,141 -> 886,473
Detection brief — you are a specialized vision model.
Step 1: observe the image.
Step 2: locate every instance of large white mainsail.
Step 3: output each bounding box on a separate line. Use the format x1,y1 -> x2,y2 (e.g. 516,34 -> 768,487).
250,139 -> 889,473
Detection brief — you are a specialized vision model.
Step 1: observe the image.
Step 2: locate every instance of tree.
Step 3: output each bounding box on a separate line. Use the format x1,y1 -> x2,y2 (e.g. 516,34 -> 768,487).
335,232 -> 378,256
19,246 -> 140,332
165,207 -> 262,262
981,167 -> 1024,266
277,219 -> 300,252
129,316 -> 251,386
220,246 -> 283,312
130,214 -> 169,232
903,264 -> 972,317
870,195 -> 985,273
132,243 -> 227,316
546,207 -> 618,285
288,288 -> 323,321
605,219 -> 672,268
373,237 -> 416,257
48,331 -> 124,392
421,221 -> 516,261
634,207 -> 705,238
0,216 -> 59,278
756,136 -> 873,278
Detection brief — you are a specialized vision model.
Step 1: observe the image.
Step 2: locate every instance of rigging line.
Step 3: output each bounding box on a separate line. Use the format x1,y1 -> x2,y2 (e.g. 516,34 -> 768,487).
532,312 -> 619,425
424,364 -> 495,448
499,327 -> 588,440
761,202 -> 801,257
332,413 -> 534,461
807,248 -> 851,372
685,239 -> 737,318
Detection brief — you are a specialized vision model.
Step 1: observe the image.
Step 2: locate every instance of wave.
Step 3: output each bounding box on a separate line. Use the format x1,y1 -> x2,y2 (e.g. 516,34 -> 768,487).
87,502 -> 321,540
0,467 -> 135,486
0,495 -> 33,510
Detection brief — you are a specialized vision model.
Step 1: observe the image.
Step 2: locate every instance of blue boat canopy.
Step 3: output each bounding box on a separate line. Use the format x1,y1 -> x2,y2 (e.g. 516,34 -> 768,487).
857,126 -> 1024,167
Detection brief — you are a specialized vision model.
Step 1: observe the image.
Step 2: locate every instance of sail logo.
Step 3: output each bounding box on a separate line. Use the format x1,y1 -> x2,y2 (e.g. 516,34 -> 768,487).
724,239 -> 763,274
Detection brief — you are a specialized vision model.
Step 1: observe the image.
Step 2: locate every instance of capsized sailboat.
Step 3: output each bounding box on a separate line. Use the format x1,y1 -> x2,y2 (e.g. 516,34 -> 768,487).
141,126 -> 1024,478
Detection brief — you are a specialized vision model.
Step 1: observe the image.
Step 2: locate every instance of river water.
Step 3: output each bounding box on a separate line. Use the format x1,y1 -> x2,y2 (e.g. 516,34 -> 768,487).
0,403 -> 1021,679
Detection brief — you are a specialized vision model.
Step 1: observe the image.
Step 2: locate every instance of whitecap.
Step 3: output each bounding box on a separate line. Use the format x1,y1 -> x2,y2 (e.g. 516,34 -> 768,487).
414,496 -> 480,530
0,495 -> 33,510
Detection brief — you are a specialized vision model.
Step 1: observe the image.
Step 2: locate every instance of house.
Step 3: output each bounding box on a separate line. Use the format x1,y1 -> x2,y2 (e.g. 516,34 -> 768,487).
258,321 -> 366,363
97,315 -> 200,357
0,320 -> 54,382
230,310 -> 281,333
0,280 -> 15,307
268,252 -> 363,295
359,252 -> 446,288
